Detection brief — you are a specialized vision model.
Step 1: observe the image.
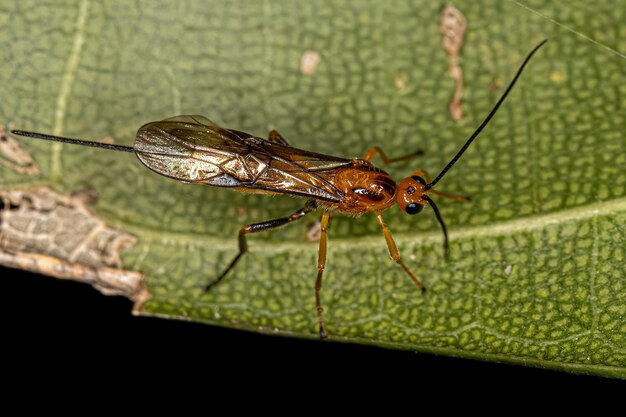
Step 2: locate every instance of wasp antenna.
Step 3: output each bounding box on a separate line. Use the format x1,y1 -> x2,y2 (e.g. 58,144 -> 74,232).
11,130 -> 135,153
424,195 -> 449,260
426,39 -> 548,189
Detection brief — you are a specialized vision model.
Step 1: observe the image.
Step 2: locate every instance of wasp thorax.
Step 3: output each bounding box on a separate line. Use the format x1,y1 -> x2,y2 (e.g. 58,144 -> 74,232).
331,165 -> 397,214
397,176 -> 429,215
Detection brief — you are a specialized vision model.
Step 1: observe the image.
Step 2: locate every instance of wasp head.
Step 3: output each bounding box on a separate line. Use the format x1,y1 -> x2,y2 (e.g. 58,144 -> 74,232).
396,175 -> 430,215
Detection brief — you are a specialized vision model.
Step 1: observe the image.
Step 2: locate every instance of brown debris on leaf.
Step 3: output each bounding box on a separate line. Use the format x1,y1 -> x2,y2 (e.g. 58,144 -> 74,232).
0,124 -> 40,175
439,4 -> 467,121
300,50 -> 322,76
306,220 -> 322,242
0,187 -> 148,313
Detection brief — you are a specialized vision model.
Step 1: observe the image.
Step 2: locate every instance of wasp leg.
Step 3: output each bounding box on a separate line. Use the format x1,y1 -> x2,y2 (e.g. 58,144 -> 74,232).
363,146 -> 423,165
268,130 -> 289,145
411,169 -> 471,202
375,212 -> 426,292
315,211 -> 331,339
205,200 -> 317,292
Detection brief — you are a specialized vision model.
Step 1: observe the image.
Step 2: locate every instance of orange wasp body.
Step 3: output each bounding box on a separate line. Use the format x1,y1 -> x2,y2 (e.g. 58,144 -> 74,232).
13,40 -> 547,338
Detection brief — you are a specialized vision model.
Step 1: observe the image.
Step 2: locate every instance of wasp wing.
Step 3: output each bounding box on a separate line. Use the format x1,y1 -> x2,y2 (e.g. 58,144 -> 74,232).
134,115 -> 351,202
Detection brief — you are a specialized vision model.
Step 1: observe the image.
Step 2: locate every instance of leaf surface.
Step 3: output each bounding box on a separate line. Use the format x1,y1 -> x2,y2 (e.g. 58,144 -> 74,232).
1,0 -> 624,378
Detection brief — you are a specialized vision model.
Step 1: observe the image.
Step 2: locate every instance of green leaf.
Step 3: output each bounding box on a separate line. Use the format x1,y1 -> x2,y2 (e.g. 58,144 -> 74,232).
1,0 -> 624,378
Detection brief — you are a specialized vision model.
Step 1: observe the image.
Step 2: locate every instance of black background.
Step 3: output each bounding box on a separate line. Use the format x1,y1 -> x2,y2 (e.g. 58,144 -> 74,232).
3,265 -> 623,391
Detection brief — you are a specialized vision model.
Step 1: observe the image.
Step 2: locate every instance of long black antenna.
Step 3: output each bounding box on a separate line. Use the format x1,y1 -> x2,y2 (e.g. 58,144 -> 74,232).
11,130 -> 135,153
426,39 -> 548,189
424,195 -> 449,260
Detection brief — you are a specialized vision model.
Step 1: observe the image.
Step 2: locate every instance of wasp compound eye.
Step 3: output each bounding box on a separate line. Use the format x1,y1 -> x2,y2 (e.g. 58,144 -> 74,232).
406,202 -> 423,215
411,175 -> 427,185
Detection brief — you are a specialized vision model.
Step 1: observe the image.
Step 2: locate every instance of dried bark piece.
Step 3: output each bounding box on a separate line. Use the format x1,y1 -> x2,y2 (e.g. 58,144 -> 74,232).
0,187 -> 148,312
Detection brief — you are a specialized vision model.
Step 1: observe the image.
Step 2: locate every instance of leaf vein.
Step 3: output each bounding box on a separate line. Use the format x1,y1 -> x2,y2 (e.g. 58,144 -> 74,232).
51,0 -> 90,181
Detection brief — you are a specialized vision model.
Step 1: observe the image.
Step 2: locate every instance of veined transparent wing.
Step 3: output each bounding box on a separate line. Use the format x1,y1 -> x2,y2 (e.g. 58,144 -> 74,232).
134,115 -> 351,202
